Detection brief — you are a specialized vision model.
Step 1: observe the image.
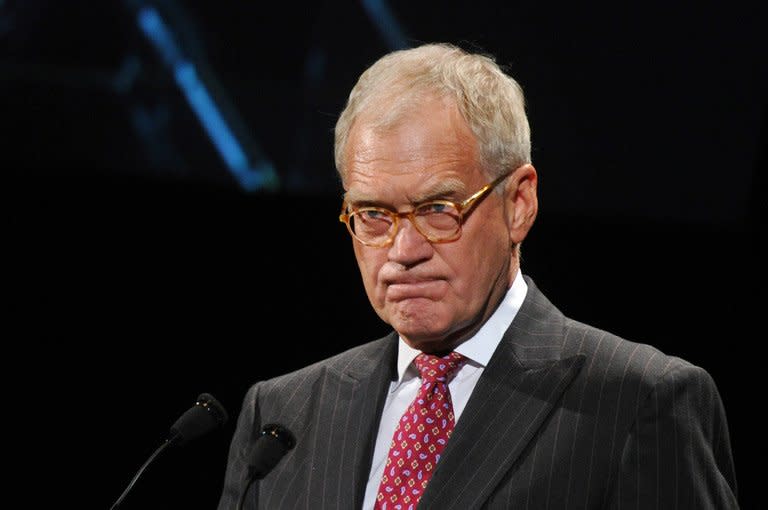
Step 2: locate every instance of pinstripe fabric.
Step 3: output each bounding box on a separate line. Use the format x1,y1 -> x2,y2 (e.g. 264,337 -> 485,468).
217,276 -> 738,509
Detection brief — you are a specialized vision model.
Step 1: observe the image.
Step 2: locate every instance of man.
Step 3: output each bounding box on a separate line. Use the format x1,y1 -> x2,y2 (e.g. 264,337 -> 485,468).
217,43 -> 738,509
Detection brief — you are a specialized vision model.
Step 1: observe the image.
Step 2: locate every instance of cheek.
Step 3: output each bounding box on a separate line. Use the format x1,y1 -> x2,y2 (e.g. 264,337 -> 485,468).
354,247 -> 386,300
454,222 -> 510,285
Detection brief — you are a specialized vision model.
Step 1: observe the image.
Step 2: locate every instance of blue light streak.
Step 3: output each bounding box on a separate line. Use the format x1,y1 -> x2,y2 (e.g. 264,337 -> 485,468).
361,0 -> 409,50
136,6 -> 277,191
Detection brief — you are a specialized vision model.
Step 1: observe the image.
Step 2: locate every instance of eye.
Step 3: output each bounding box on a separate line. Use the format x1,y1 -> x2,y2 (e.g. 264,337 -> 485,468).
417,202 -> 456,215
358,208 -> 390,220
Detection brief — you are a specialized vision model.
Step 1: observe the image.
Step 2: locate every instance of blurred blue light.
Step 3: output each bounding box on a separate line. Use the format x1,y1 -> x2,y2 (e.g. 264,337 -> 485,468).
136,6 -> 276,191
361,0 -> 409,50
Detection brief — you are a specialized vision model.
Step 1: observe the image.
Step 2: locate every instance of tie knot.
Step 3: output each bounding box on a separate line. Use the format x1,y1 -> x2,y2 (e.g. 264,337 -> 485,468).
414,351 -> 466,383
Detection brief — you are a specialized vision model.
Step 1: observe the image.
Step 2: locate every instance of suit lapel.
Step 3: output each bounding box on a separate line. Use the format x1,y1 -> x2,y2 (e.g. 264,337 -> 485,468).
312,334 -> 398,509
419,277 -> 585,509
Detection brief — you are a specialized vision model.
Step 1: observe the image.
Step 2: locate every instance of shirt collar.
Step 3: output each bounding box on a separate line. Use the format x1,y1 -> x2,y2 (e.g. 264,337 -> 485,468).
394,270 -> 528,387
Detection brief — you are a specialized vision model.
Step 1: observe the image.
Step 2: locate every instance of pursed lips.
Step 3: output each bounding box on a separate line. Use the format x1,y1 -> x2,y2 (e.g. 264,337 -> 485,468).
383,277 -> 446,301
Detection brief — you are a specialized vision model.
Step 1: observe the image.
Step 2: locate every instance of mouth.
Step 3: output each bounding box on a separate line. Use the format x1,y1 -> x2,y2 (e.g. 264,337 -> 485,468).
385,279 -> 446,301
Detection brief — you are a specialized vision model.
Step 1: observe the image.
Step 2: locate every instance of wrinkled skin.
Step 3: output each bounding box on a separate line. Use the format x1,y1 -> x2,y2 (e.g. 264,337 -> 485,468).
342,95 -> 538,353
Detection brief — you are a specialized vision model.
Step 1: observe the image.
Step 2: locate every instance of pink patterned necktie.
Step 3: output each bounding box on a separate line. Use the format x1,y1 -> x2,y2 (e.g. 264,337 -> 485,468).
375,351 -> 466,510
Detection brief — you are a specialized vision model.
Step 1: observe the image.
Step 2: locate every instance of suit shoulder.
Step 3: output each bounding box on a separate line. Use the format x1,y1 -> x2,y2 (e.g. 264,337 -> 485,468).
253,334 -> 394,392
561,316 -> 701,387
236,334 -> 395,432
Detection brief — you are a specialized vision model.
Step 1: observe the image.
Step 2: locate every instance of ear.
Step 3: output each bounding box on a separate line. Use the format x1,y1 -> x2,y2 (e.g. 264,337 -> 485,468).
504,164 -> 538,245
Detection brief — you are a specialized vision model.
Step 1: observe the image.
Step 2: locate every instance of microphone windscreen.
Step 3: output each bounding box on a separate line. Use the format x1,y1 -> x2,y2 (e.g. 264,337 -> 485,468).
247,424 -> 296,479
169,393 -> 229,445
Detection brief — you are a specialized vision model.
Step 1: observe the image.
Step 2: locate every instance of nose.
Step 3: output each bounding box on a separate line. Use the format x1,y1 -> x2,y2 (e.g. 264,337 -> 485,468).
388,216 -> 432,265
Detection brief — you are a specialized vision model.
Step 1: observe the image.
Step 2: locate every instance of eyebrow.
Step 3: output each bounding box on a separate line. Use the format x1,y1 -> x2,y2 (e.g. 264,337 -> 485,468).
344,177 -> 468,206
412,177 -> 467,202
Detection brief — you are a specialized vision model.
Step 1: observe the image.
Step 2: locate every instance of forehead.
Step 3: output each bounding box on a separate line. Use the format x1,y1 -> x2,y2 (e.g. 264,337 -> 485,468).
343,97 -> 482,203
343,172 -> 469,206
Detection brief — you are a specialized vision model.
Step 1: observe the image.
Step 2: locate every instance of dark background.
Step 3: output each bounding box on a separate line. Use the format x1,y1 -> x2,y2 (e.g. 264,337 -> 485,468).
3,1 -> 764,508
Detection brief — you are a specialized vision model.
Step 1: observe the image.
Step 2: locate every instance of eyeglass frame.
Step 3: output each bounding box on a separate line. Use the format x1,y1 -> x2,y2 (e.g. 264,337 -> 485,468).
338,169 -> 514,247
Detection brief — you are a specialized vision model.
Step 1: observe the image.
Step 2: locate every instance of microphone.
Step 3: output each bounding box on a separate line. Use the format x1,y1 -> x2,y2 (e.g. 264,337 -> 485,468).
237,423 -> 296,510
110,393 -> 229,510
169,392 -> 229,446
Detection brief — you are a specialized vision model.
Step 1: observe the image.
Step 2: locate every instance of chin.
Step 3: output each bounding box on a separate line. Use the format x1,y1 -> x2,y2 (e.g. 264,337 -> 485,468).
384,300 -> 459,343
391,319 -> 453,351
402,335 -> 458,355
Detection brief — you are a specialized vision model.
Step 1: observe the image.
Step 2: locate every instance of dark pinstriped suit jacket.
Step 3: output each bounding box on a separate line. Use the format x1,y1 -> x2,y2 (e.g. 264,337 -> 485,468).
217,276 -> 738,509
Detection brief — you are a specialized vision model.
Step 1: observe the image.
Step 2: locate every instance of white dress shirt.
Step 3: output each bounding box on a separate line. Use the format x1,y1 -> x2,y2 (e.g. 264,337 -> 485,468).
362,271 -> 528,509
